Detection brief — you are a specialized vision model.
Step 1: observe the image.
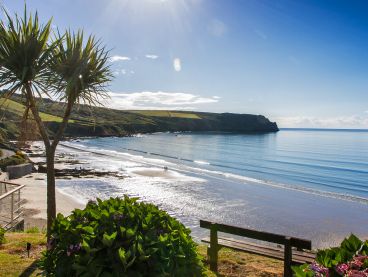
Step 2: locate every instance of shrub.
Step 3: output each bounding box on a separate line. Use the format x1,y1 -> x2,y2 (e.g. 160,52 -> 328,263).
15,151 -> 25,158
0,227 -> 5,245
40,196 -> 205,276
0,153 -> 26,171
25,226 -> 40,233
293,234 -> 368,276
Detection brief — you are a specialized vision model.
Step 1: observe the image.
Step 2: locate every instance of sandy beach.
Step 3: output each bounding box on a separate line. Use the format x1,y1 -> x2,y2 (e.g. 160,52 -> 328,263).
3,138 -> 367,249
9,173 -> 84,230
6,142 -> 169,231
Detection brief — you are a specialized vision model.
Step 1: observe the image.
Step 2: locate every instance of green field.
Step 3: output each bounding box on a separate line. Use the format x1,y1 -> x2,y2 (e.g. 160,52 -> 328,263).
130,110 -> 201,119
0,98 -> 72,123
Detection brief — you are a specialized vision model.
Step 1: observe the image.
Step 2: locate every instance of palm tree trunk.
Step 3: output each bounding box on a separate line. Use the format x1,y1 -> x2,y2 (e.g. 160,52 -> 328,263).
25,85 -> 56,241
46,146 -> 56,236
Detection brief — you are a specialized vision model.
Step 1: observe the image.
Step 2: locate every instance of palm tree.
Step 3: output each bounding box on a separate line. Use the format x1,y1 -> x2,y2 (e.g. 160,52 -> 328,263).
45,30 -> 111,231
0,8 -> 111,238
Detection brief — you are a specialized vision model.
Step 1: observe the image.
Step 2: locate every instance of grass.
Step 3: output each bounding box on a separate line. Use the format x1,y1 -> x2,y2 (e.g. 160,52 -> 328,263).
0,232 -> 46,277
197,244 -> 283,277
0,153 -> 27,171
0,232 -> 283,277
130,110 -> 201,119
0,98 -> 73,123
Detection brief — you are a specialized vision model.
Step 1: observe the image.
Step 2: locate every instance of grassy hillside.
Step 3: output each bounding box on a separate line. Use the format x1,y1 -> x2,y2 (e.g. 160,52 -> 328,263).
0,98 -> 72,123
130,110 -> 201,119
0,96 -> 278,140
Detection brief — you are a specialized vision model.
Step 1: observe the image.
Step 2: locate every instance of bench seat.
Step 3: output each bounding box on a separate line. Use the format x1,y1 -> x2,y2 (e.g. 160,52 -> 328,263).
201,236 -> 315,264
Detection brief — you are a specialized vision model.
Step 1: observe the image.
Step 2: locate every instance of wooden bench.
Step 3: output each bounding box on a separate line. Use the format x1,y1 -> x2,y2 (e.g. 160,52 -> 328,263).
200,220 -> 315,277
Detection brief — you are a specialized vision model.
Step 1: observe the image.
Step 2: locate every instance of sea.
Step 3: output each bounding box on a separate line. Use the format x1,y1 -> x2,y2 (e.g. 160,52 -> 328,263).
53,129 -> 368,248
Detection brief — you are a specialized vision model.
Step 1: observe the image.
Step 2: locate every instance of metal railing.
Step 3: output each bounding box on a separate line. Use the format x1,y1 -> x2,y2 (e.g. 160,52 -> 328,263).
0,181 -> 25,230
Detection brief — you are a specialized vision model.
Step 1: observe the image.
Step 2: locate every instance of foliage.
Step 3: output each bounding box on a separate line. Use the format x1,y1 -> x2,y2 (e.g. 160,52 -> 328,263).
0,5 -> 112,237
50,30 -> 111,107
40,196 -> 205,276
0,227 -> 5,245
0,153 -> 27,171
25,226 -> 41,234
131,110 -> 201,119
0,6 -> 57,97
0,98 -> 68,122
292,234 -> 368,276
0,232 -> 46,276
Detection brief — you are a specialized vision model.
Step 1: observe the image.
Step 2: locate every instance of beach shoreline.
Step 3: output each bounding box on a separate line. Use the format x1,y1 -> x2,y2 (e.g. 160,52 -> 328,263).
10,173 -> 84,230
11,139 -> 368,249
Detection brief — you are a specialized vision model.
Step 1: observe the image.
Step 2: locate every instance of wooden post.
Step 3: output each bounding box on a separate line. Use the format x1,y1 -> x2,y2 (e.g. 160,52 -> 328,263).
10,193 -> 14,224
209,223 -> 218,272
284,237 -> 292,277
18,189 -> 21,210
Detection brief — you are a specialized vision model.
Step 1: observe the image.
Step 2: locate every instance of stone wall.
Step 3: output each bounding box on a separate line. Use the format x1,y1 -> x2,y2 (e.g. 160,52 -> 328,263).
6,163 -> 33,179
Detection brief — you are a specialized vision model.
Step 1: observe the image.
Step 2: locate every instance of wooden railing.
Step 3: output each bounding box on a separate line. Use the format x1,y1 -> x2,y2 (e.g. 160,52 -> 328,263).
200,220 -> 313,277
0,181 -> 25,230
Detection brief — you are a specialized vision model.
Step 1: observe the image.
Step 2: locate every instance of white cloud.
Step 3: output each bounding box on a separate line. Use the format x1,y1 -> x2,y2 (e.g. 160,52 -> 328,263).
114,69 -> 133,76
145,54 -> 159,59
110,55 -> 131,62
106,91 -> 219,110
275,115 -> 368,129
208,19 -> 227,37
173,58 -> 181,72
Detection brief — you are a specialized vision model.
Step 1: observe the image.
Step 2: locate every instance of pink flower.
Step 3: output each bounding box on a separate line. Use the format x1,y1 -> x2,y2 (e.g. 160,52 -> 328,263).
310,262 -> 329,276
347,270 -> 368,277
336,263 -> 349,274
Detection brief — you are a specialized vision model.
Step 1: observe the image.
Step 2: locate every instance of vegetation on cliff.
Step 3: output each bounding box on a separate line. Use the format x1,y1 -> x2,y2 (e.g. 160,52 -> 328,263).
0,95 -> 278,140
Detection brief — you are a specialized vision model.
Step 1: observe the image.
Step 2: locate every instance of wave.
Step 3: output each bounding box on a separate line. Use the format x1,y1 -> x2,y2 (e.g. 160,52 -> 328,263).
59,141 -> 368,205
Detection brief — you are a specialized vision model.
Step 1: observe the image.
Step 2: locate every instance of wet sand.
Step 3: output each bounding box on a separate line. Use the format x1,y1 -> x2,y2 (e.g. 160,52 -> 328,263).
10,173 -> 83,230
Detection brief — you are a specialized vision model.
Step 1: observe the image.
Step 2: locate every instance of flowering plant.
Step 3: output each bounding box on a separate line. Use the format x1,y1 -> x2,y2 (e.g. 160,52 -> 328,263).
293,235 -> 368,277
40,196 -> 205,276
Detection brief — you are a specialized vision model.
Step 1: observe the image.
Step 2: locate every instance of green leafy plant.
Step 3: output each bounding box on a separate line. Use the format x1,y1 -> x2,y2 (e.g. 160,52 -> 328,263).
0,227 -> 5,245
25,226 -> 40,234
0,153 -> 27,171
292,234 -> 368,276
40,196 -> 205,276
0,6 -> 111,239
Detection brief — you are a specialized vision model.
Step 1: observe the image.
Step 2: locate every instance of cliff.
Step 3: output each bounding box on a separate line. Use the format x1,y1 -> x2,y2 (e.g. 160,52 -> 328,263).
0,97 -> 278,140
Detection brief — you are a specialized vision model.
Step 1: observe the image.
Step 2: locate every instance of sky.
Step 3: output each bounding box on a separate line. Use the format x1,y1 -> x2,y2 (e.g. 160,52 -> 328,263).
1,0 -> 368,128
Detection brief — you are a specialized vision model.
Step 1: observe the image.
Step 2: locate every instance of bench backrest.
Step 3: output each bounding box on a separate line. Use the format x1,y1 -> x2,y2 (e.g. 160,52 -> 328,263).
200,220 -> 311,250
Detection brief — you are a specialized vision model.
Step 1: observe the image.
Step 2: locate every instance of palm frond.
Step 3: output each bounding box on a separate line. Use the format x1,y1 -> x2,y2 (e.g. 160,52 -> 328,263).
50,30 -> 113,106
0,6 -> 55,97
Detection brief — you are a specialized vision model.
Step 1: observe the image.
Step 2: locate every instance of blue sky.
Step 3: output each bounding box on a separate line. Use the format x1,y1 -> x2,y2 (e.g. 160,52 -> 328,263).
2,0 -> 368,128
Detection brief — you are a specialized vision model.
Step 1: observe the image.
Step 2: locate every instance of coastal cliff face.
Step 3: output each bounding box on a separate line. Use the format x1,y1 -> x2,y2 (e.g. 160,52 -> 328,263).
0,97 -> 278,139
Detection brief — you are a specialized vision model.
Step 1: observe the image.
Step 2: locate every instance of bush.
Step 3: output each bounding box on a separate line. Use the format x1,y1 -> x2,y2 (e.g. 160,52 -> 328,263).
40,196 -> 205,276
293,234 -> 368,276
25,226 -> 40,233
0,227 -> 5,245
0,153 -> 26,171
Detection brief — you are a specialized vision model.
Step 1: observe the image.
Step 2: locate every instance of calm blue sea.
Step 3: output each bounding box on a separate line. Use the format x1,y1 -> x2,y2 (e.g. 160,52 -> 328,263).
56,128 -> 368,247
75,128 -> 368,199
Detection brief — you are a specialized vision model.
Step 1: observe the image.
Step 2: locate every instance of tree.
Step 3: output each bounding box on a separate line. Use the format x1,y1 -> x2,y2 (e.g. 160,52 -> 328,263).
0,7 -> 111,238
